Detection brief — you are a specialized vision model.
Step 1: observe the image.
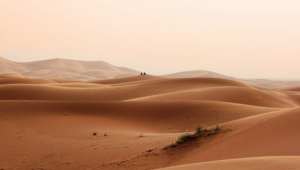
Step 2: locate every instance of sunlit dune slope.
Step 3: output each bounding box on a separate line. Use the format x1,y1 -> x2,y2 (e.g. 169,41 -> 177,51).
162,70 -> 233,79
282,92 -> 300,106
0,100 -> 278,133
0,57 -> 28,73
50,79 -> 82,83
130,86 -> 296,108
90,75 -> 163,84
50,82 -> 110,88
20,58 -> 140,80
277,85 -> 300,91
161,70 -> 300,89
164,107 -> 300,166
0,77 -> 254,101
0,57 -> 140,81
109,107 -> 300,170
155,156 -> 300,170
0,73 -> 28,78
0,78 -> 56,85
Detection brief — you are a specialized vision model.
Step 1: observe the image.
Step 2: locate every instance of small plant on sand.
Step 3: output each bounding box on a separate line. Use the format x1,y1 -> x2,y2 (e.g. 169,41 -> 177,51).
205,129 -> 216,136
215,123 -> 219,131
196,125 -> 203,133
171,141 -> 178,147
163,145 -> 169,149
139,133 -> 145,137
104,132 -> 108,136
93,132 -> 97,136
164,123 -> 224,149
176,132 -> 195,144
203,125 -> 208,132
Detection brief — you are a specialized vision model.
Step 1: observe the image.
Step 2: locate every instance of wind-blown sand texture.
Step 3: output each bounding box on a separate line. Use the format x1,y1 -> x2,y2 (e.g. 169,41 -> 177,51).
0,73 -> 299,170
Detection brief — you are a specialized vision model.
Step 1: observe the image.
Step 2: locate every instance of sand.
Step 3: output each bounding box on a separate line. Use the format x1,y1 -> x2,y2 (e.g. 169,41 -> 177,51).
1,56 -> 300,88
0,73 -> 299,170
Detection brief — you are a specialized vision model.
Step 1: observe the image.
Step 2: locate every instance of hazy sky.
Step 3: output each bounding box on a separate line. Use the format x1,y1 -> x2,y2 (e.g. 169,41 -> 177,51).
1,0 -> 299,78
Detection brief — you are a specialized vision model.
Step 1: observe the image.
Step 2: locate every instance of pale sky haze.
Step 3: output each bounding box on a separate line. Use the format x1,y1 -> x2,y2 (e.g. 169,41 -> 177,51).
0,0 -> 299,78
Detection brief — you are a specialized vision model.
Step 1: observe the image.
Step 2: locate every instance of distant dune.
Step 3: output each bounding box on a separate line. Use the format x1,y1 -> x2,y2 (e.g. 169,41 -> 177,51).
164,70 -> 300,89
0,73 -> 28,78
162,70 -> 234,79
1,56 -> 299,88
277,85 -> 300,91
0,56 -> 139,81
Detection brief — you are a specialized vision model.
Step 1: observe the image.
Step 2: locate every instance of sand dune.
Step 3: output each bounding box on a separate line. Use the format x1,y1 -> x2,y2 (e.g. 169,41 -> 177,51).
0,100 -> 279,132
277,85 -> 300,91
1,73 -> 299,170
163,70 -> 234,79
130,86 -> 296,107
0,99 -> 296,169
1,56 -> 300,88
90,75 -> 163,84
0,56 -> 140,81
0,73 -> 28,78
0,77 -> 254,101
166,107 -> 300,165
50,82 -> 109,88
162,70 -> 300,89
0,78 -> 56,85
155,156 -> 300,170
0,57 -> 29,73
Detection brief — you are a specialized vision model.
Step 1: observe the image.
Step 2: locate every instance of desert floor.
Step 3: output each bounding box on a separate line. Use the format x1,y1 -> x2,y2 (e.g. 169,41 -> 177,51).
1,74 -> 300,170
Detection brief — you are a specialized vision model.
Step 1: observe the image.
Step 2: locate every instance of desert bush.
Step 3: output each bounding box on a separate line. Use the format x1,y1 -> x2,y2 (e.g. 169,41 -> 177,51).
163,145 -> 169,149
176,132 -> 195,144
93,132 -> 97,136
104,132 -> 108,136
139,133 -> 145,137
215,123 -> 219,131
172,141 -> 178,147
196,125 -> 203,133
203,125 -> 208,132
164,123 -> 225,149
205,130 -> 216,136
